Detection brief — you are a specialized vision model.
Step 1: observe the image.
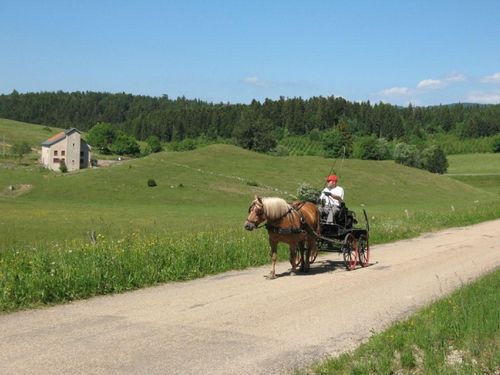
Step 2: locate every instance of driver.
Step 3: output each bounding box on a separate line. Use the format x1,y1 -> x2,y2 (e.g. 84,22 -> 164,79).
319,174 -> 344,223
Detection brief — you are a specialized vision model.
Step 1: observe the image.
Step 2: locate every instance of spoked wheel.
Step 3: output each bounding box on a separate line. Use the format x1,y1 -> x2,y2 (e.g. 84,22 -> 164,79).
357,233 -> 370,267
342,233 -> 358,271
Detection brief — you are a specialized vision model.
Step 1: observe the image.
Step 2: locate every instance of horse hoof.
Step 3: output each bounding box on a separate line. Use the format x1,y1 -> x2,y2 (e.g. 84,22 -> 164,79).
266,273 -> 276,280
290,270 -> 296,276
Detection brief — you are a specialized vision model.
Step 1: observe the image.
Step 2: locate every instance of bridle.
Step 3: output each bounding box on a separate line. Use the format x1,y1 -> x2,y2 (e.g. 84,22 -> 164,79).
246,201 -> 266,229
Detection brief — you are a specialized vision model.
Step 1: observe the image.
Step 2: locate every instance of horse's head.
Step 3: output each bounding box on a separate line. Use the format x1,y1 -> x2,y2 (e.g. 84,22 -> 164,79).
244,196 -> 265,231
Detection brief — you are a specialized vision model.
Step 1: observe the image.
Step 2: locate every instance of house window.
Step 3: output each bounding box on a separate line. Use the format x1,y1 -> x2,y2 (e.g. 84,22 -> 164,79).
61,150 -> 65,156
53,158 -> 59,163
61,158 -> 65,162
54,150 -> 58,156
80,151 -> 84,156
80,159 -> 84,164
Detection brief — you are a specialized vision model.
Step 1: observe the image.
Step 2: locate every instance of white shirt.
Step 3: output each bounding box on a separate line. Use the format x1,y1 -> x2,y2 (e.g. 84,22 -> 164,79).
320,186 -> 344,207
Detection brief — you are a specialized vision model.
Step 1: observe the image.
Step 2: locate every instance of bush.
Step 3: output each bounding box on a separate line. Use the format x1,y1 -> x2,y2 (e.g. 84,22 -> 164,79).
59,160 -> 68,173
309,128 -> 321,141
268,145 -> 289,156
492,135 -> 500,153
394,142 -> 419,167
169,139 -> 197,151
110,134 -> 140,156
147,179 -> 157,187
296,183 -> 321,203
322,125 -> 353,159
353,136 -> 390,160
419,145 -> 448,174
145,135 -> 162,154
12,142 -> 31,159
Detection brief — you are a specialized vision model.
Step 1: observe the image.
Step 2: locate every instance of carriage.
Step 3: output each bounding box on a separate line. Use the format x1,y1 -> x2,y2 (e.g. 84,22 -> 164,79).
311,201 -> 370,271
244,195 -> 370,279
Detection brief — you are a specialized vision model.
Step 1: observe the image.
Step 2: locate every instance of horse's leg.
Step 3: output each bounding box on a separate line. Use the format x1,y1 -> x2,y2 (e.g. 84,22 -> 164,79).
303,239 -> 310,272
269,239 -> 278,280
298,241 -> 306,272
289,242 -> 297,276
304,235 -> 315,272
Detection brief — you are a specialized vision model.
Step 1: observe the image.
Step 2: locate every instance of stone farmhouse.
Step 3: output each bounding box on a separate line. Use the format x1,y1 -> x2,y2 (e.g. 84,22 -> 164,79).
41,128 -> 91,172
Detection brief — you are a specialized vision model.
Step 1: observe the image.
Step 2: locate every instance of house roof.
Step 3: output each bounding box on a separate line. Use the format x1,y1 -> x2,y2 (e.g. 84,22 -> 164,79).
41,128 -> 81,147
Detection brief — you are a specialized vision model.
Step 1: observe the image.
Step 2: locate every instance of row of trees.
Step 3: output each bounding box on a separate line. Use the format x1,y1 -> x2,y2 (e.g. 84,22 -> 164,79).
86,123 -> 162,156
1,91 -> 499,147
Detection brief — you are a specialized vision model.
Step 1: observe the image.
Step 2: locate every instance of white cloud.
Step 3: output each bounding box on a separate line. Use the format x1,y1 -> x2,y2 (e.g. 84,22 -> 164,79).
445,73 -> 466,82
417,74 -> 465,90
379,86 -> 409,96
480,72 -> 500,83
467,91 -> 500,104
417,79 -> 443,89
244,76 -> 267,87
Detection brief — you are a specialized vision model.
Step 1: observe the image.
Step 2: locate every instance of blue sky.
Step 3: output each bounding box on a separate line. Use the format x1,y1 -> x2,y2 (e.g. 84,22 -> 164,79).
1,0 -> 500,105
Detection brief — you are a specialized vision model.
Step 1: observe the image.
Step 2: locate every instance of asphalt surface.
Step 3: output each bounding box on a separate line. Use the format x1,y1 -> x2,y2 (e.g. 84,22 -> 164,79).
1,219 -> 499,374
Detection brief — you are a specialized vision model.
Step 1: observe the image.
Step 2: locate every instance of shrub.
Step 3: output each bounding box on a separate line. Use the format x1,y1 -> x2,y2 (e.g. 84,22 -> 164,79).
322,125 -> 353,159
419,145 -> 448,174
59,160 -> 68,173
170,139 -> 197,151
268,145 -> 289,156
353,136 -> 390,160
492,135 -> 500,153
12,142 -> 31,159
296,183 -> 321,203
145,135 -> 162,154
394,142 -> 419,167
309,128 -> 321,141
110,133 -> 141,156
147,179 -> 157,187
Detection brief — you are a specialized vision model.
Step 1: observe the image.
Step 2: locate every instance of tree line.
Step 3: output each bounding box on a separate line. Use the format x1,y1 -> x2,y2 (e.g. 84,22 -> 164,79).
1,90 -> 499,148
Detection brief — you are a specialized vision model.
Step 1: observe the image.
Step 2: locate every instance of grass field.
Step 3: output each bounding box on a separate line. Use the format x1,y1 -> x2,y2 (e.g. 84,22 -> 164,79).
1,119 -> 500,311
2,144 -> 499,247
447,153 -> 500,195
0,118 -> 63,153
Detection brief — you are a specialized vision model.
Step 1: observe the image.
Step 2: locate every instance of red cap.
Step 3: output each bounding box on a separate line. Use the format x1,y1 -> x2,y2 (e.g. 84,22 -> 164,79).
326,175 -> 337,182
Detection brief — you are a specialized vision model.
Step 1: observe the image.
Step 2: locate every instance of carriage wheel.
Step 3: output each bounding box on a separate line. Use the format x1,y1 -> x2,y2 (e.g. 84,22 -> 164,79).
357,233 -> 370,267
342,233 -> 358,271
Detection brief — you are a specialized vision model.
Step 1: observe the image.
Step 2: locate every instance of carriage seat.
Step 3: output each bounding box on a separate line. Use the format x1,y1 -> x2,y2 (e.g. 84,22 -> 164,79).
320,202 -> 357,229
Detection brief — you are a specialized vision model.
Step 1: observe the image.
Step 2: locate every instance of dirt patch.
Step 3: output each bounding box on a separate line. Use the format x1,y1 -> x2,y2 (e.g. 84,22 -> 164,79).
2,184 -> 33,197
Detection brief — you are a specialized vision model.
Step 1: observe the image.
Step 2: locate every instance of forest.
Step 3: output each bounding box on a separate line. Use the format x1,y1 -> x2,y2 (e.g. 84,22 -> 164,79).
1,90 -> 499,149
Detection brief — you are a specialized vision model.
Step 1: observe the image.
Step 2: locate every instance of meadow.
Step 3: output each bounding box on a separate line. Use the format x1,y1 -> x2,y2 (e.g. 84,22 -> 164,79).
1,119 -> 500,311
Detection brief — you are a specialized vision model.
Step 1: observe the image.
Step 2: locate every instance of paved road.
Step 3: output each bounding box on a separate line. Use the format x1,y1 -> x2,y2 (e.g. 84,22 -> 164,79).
1,220 -> 499,375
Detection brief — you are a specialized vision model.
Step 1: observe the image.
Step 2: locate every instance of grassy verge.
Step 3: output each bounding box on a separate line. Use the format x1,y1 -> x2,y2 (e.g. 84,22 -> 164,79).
306,268 -> 500,374
0,229 -> 274,312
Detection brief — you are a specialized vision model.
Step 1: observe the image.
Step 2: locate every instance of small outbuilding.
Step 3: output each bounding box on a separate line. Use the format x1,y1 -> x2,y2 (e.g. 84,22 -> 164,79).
41,128 -> 91,172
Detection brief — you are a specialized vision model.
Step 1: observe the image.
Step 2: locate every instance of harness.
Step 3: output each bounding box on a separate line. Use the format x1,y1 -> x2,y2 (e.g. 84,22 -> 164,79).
264,205 -> 307,235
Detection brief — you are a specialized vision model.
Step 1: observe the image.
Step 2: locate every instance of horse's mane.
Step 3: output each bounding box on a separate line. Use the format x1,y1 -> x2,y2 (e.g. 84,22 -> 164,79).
261,197 -> 290,220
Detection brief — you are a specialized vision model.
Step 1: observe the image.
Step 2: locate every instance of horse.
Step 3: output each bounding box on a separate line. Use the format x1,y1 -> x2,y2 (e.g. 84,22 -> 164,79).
244,196 -> 320,279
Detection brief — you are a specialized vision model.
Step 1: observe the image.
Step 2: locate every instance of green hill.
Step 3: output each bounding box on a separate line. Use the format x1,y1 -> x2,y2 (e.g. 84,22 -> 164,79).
0,118 -> 64,149
1,141 -> 499,247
